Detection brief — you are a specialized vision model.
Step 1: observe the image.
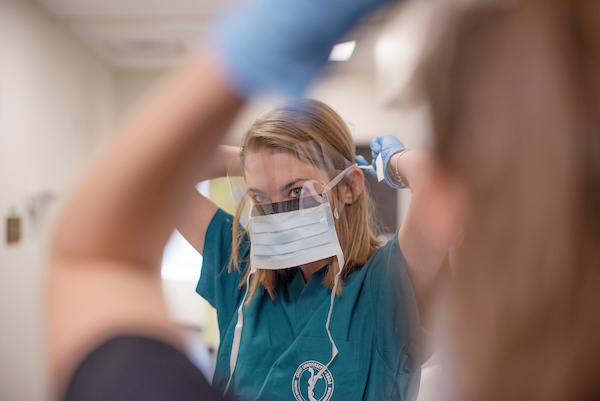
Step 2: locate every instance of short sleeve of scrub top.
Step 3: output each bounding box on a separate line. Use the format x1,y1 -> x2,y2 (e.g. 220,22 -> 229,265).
196,209 -> 249,337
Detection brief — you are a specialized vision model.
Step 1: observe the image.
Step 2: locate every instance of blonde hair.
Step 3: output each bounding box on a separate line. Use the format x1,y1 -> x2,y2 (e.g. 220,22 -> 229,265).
230,99 -> 380,301
423,1 -> 600,400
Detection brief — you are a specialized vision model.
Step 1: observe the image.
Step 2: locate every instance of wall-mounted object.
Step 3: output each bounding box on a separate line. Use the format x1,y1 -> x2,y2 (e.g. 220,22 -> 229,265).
6,208 -> 21,245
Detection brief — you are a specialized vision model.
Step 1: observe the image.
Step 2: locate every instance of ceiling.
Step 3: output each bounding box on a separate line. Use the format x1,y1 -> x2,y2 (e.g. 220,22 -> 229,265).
33,0 -> 389,73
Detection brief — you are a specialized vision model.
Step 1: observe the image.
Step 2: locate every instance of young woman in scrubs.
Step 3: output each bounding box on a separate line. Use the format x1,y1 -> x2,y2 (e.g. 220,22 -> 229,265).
178,99 -> 455,401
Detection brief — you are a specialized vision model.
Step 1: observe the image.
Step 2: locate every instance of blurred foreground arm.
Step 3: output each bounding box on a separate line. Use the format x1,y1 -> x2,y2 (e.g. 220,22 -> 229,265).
46,56 -> 243,391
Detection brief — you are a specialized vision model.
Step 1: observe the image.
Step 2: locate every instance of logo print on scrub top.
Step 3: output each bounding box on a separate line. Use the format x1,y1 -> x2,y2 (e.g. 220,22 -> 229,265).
292,360 -> 334,401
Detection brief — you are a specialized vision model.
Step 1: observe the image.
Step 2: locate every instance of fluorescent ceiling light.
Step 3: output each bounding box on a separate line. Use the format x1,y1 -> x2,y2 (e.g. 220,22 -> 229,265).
328,41 -> 356,61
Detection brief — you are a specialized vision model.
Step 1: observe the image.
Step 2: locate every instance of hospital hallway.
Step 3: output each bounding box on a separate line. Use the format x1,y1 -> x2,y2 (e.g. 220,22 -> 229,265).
1,0 -> 440,399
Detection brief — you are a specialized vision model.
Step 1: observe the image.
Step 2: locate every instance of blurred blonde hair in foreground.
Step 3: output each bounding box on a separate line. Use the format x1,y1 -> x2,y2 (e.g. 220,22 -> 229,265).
422,0 -> 600,400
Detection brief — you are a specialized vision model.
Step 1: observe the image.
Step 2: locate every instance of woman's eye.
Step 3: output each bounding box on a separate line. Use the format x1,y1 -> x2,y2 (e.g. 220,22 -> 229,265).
289,187 -> 303,199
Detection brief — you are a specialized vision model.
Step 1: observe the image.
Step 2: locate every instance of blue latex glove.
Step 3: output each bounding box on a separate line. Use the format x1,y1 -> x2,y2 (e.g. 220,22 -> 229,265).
370,135 -> 407,188
355,155 -> 377,178
211,0 -> 396,98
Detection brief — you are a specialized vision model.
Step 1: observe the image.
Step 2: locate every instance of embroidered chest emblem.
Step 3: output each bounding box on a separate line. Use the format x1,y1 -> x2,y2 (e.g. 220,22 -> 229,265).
292,360 -> 334,401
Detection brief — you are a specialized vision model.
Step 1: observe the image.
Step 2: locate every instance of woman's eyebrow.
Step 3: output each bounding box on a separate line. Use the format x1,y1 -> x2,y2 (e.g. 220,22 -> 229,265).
280,178 -> 306,192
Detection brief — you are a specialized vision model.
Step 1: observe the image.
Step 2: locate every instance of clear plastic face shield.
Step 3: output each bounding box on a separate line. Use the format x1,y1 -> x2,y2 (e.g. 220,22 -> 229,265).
228,140 -> 353,270
223,141 -> 358,395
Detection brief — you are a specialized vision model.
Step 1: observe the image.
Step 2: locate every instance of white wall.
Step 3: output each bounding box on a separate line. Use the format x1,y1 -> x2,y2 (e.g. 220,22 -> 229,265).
0,1 -> 116,400
308,71 -> 430,147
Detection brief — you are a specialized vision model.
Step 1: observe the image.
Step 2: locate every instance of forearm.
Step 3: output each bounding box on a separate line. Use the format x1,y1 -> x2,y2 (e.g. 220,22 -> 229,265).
387,148 -> 434,191
396,150 -> 459,327
50,55 -> 243,268
174,143 -> 241,255
195,144 -> 242,182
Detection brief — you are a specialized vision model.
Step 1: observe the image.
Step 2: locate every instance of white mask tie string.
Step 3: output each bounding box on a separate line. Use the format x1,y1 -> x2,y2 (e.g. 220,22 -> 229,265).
224,266 -> 256,396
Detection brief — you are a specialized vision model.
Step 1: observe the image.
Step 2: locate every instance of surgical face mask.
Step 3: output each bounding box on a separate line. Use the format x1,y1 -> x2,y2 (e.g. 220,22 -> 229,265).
224,164 -> 354,396
247,169 -> 347,271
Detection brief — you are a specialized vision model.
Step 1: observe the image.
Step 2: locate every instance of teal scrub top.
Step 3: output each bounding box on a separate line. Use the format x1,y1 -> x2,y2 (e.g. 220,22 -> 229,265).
197,209 -> 426,401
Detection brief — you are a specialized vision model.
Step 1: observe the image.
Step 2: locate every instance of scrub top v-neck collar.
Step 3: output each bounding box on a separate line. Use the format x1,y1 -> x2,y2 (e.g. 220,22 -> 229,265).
288,264 -> 330,298
288,265 -> 331,332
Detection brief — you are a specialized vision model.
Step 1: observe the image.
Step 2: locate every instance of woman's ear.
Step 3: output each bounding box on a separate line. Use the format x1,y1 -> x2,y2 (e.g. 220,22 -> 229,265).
341,167 -> 365,204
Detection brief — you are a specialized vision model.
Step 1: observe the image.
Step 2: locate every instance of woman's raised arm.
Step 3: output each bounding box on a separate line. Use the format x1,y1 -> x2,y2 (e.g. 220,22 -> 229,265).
369,135 -> 460,328
176,145 -> 241,256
